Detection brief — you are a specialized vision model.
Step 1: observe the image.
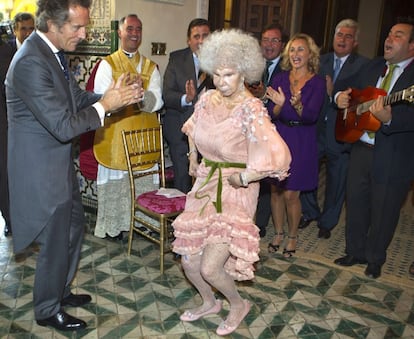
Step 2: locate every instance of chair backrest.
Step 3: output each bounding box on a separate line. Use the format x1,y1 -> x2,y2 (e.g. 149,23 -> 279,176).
122,124 -> 166,189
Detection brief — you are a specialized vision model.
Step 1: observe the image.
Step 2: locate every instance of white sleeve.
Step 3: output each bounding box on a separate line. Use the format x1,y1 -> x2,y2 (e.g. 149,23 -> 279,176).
146,66 -> 164,111
93,60 -> 113,94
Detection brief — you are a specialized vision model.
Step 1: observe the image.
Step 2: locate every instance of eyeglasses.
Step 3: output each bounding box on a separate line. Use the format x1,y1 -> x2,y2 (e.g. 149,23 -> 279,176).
261,38 -> 282,44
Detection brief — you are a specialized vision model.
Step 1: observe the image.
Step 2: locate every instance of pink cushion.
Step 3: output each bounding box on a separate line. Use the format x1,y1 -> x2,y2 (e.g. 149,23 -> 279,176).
136,190 -> 186,214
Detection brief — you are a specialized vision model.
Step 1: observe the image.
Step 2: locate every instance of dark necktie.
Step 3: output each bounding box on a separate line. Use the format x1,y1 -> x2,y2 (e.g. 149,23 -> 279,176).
333,58 -> 341,82
57,51 -> 69,81
263,60 -> 273,86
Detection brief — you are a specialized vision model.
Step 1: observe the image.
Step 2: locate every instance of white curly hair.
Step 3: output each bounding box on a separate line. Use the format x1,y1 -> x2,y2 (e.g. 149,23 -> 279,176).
198,29 -> 265,84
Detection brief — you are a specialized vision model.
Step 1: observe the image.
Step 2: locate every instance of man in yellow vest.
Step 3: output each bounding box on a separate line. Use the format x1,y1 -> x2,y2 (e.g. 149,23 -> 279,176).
93,14 -> 163,240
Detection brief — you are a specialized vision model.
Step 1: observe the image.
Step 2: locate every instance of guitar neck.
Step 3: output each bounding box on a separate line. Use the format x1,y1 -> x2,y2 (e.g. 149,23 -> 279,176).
353,85 -> 414,116
357,89 -> 403,115
383,89 -> 404,106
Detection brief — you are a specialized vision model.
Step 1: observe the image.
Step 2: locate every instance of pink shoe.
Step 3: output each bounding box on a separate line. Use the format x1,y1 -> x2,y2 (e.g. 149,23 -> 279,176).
180,299 -> 222,322
216,299 -> 251,336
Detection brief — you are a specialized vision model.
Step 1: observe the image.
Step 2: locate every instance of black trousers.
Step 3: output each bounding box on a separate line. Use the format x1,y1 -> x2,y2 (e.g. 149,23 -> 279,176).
345,142 -> 410,265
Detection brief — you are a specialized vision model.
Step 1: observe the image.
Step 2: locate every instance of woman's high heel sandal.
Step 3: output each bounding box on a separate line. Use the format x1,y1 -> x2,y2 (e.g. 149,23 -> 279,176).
268,232 -> 284,253
283,235 -> 298,258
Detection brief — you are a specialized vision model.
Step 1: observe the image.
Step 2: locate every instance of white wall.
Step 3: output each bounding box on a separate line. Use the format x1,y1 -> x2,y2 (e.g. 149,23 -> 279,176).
113,0 -> 206,75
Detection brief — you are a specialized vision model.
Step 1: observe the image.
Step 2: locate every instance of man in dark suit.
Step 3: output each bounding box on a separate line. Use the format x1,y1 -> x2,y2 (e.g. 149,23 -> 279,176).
299,19 -> 369,239
246,23 -> 286,239
0,12 -> 35,237
163,18 -> 213,193
334,18 -> 414,279
0,39 -> 14,237
10,12 -> 35,50
5,0 -> 142,331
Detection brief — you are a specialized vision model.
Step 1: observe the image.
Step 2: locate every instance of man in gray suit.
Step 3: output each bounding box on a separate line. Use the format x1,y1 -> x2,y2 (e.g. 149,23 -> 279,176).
5,0 -> 142,331
299,19 -> 369,238
163,18 -> 213,193
247,23 -> 286,238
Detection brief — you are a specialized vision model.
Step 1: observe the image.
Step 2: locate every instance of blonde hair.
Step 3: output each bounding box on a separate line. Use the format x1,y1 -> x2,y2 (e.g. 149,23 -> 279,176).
280,33 -> 320,74
198,29 -> 265,83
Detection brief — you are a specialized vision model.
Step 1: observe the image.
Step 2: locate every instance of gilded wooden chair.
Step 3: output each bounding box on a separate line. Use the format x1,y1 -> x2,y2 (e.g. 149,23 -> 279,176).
122,125 -> 186,273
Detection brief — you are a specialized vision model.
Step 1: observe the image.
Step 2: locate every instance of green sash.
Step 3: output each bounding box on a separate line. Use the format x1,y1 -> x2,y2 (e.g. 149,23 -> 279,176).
196,158 -> 246,213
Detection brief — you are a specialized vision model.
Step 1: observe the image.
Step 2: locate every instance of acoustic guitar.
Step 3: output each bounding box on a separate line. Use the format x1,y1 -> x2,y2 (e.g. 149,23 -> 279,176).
335,85 -> 414,143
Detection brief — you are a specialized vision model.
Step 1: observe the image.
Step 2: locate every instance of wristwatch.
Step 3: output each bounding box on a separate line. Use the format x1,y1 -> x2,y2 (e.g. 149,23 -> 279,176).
239,172 -> 249,187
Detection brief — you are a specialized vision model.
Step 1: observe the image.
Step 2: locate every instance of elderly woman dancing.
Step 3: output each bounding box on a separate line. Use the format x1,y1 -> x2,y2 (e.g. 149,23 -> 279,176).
172,29 -> 291,336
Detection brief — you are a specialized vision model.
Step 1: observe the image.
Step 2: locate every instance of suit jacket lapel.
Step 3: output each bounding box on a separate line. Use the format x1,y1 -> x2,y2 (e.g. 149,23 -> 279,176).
34,34 -> 75,111
183,48 -> 197,83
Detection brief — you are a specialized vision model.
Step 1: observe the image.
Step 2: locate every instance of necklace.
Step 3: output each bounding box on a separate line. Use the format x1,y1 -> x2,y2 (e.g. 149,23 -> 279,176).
213,89 -> 252,114
290,70 -> 312,93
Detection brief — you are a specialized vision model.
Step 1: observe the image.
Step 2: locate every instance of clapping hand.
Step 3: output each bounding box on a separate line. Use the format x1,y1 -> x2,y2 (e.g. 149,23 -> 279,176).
125,72 -> 143,89
185,79 -> 196,103
265,86 -> 285,106
325,75 -> 334,97
99,73 -> 144,113
290,91 -> 301,107
246,81 -> 265,98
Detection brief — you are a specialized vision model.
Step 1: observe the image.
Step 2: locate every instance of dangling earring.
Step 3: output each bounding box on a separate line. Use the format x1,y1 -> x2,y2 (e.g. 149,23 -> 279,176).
239,78 -> 245,91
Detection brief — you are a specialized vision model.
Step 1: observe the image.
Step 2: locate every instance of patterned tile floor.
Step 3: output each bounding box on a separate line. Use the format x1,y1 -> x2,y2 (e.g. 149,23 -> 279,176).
1,217 -> 414,339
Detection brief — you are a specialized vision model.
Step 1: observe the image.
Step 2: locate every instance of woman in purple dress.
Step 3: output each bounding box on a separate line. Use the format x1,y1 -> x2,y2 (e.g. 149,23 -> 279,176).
265,33 -> 326,257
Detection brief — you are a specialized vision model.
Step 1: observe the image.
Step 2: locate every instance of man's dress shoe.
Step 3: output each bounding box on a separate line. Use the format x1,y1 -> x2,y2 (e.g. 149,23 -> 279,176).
37,309 -> 86,331
4,224 -> 12,237
61,293 -> 92,307
365,263 -> 381,279
298,217 -> 316,229
334,255 -> 367,266
317,227 -> 331,239
259,227 -> 266,238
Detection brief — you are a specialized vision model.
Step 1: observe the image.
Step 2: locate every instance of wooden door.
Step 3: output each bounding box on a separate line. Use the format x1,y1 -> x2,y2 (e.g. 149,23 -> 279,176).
209,0 -> 293,39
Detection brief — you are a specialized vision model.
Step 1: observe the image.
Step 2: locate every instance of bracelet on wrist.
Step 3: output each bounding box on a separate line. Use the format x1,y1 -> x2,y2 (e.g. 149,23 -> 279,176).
186,149 -> 196,157
273,104 -> 281,113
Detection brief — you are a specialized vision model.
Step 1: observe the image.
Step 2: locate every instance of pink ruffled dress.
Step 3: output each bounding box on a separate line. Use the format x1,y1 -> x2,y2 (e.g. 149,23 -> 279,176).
172,90 -> 291,281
